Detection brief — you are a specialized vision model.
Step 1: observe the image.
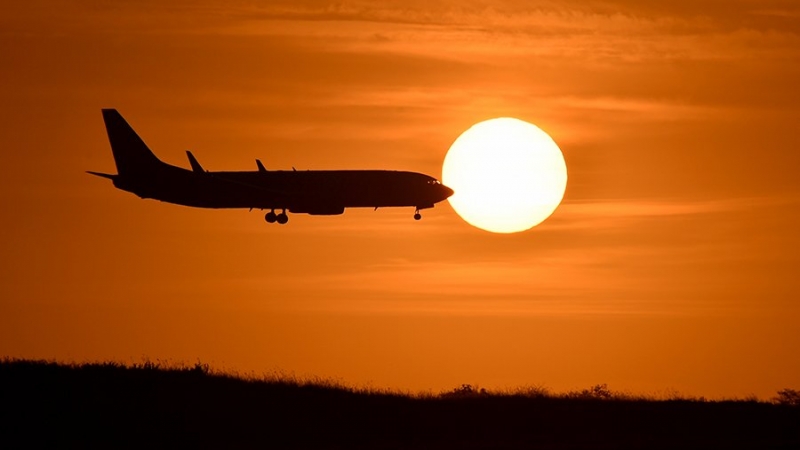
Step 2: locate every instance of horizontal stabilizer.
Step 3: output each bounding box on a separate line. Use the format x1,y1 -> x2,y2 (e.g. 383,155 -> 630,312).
256,159 -> 267,172
86,171 -> 116,180
186,151 -> 205,173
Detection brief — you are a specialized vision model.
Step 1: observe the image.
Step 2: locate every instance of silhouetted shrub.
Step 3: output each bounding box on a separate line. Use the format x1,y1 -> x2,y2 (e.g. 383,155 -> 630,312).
440,383 -> 488,398
567,383 -> 615,400
132,359 -> 163,370
513,384 -> 551,398
773,389 -> 800,406
190,362 -> 210,375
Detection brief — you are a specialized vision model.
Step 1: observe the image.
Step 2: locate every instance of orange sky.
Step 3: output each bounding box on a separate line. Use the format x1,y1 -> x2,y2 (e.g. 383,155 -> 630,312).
2,0 -> 799,398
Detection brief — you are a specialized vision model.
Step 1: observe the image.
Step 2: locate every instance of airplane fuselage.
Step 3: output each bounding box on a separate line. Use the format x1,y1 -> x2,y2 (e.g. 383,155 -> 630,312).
115,164 -> 448,215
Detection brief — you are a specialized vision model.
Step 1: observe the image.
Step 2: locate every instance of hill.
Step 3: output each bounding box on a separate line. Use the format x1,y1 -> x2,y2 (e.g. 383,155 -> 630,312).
1,359 -> 798,449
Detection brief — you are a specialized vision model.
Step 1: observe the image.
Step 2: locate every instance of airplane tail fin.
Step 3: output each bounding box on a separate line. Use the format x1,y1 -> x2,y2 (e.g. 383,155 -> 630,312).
101,109 -> 162,176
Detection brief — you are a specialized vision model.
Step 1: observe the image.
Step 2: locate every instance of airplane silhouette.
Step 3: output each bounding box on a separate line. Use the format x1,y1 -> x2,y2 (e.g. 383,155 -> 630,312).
89,109 -> 454,224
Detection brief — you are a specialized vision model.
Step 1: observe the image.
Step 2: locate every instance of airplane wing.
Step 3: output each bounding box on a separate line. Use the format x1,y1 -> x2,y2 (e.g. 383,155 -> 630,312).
212,173 -> 294,208
183,152 -> 291,206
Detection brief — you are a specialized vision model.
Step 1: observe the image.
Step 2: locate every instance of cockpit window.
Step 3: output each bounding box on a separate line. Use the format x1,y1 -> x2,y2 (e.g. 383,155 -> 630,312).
426,180 -> 442,185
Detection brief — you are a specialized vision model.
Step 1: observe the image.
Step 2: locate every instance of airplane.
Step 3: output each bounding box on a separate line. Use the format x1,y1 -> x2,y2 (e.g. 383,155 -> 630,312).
88,109 -> 454,224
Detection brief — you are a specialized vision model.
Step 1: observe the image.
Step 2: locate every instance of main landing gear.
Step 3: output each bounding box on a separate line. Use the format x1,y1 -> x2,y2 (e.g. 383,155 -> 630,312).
414,208 -> 422,221
265,209 -> 289,225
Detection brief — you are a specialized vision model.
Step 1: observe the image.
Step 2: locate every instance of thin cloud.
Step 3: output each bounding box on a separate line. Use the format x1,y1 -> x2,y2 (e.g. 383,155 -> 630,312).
296,244 -> 729,317
539,197 -> 757,231
550,197 -> 776,222
214,1 -> 800,63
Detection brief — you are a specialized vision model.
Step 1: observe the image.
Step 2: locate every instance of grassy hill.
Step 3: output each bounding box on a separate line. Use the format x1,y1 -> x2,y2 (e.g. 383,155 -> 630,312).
1,359 -> 798,449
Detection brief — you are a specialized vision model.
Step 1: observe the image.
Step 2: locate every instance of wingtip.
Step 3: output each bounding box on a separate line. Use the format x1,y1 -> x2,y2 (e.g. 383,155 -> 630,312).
186,150 -> 205,173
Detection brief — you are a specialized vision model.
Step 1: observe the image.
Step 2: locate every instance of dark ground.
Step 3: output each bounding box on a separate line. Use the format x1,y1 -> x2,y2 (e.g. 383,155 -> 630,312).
1,359 -> 798,449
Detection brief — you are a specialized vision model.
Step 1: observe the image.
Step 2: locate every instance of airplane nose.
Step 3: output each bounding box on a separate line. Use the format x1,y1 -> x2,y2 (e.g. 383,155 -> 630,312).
441,184 -> 454,200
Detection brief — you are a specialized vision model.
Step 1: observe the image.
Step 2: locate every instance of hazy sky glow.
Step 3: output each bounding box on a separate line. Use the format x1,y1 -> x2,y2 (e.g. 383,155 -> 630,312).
1,0 -> 799,398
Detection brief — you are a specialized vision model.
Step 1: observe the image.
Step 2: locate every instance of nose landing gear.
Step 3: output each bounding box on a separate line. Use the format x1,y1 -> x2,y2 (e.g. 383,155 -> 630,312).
414,208 -> 422,221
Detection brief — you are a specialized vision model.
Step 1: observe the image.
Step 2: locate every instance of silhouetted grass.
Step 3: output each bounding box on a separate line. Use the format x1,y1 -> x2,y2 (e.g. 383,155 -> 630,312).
1,358 -> 798,449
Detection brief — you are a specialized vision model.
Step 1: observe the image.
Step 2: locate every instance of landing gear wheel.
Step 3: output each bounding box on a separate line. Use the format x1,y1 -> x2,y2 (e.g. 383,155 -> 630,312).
414,212 -> 422,221
265,211 -> 277,223
276,212 -> 289,225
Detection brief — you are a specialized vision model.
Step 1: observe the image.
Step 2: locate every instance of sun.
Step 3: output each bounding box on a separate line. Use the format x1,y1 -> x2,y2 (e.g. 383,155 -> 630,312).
442,118 -> 567,233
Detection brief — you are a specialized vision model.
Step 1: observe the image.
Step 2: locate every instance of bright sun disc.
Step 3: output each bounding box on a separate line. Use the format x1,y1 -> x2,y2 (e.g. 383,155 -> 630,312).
442,118 -> 567,233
